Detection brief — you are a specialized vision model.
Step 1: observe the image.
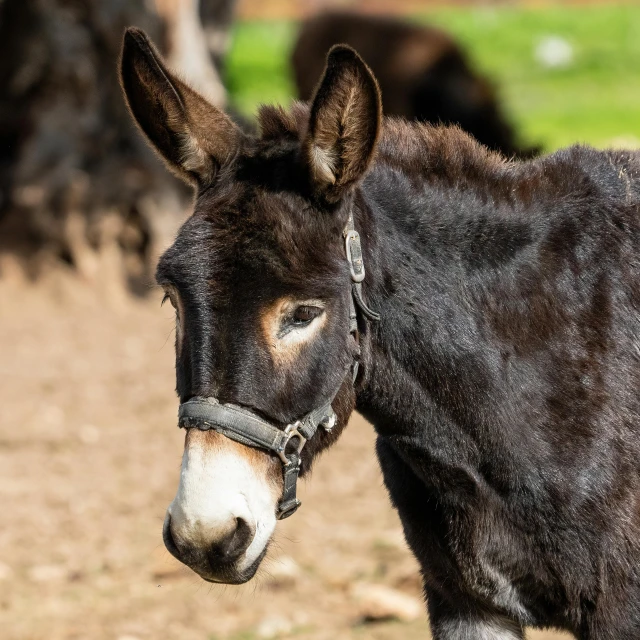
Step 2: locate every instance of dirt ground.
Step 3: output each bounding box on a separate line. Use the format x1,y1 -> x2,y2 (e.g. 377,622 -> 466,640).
0,267 -> 572,640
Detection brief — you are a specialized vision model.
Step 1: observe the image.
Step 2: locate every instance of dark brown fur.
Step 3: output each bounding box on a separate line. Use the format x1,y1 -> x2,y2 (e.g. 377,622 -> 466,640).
121,28 -> 640,638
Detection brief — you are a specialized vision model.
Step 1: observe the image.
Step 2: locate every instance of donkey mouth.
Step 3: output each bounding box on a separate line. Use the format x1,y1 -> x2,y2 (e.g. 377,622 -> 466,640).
175,548 -> 268,585
198,548 -> 268,585
162,514 -> 269,584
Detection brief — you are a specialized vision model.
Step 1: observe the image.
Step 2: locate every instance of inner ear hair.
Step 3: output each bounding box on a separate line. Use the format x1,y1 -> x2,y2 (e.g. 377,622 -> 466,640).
120,27 -> 241,186
304,45 -> 382,202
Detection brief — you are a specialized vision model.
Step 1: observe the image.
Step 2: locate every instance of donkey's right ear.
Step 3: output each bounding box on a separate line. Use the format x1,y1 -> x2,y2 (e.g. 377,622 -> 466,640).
120,27 -> 241,186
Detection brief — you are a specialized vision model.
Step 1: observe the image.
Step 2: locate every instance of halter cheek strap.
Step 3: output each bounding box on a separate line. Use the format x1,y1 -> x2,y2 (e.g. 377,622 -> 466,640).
176,210 -> 379,520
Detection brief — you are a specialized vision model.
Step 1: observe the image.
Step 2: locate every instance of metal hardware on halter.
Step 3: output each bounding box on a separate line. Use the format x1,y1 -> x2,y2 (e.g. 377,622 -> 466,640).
345,230 -> 366,282
276,422 -> 307,464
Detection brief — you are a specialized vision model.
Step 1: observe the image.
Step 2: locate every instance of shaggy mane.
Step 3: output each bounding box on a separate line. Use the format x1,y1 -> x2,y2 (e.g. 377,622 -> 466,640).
257,102 -> 310,141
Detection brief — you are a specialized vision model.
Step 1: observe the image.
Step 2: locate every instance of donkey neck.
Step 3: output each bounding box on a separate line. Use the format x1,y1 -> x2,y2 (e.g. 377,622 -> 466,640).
353,134 -> 536,439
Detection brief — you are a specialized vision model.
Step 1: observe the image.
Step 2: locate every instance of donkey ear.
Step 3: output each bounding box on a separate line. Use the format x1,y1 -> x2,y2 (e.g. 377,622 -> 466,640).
304,45 -> 382,203
120,27 -> 241,186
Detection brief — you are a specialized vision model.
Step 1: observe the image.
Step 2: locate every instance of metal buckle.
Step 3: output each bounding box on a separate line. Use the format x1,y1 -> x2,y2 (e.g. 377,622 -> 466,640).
277,422 -> 307,464
345,230 -> 366,283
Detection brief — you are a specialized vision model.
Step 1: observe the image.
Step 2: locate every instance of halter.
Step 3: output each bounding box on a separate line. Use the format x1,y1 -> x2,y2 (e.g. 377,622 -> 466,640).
177,209 -> 380,519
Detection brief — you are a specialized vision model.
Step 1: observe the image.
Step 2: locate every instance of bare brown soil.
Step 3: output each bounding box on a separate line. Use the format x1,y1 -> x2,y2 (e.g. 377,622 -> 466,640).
0,268 -> 571,640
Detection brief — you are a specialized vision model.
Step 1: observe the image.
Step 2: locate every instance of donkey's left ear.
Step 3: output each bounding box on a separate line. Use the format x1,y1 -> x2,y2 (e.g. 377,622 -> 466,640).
304,45 -> 382,203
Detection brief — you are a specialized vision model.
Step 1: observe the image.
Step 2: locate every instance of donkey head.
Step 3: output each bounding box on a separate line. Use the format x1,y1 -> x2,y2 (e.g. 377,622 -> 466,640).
120,28 -> 381,584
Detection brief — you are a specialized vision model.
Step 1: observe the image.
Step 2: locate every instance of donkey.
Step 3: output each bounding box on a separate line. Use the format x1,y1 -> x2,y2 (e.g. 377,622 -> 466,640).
292,11 -> 539,159
120,27 -> 640,639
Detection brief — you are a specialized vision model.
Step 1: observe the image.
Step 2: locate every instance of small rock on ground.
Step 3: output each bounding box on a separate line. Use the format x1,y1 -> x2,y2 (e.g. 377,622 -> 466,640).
266,555 -> 302,586
0,562 -> 14,580
350,582 -> 423,623
27,564 -> 68,583
256,615 -> 293,639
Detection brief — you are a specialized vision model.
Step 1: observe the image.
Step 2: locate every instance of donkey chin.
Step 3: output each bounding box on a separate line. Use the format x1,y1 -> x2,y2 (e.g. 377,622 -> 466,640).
162,429 -> 281,584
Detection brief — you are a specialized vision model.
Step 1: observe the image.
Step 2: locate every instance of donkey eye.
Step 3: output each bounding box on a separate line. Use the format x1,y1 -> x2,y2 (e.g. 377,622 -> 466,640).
292,305 -> 323,326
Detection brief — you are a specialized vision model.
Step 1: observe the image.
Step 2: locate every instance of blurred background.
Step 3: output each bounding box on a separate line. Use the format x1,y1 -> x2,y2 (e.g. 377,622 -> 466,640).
0,1 -> 638,639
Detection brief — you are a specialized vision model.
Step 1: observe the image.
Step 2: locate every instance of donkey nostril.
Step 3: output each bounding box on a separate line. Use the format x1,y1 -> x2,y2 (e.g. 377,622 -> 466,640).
163,514 -> 182,560
208,517 -> 255,565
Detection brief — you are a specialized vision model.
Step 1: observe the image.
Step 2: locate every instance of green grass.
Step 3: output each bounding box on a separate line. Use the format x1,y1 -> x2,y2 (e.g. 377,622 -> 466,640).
225,4 -> 640,152
225,21 -> 297,117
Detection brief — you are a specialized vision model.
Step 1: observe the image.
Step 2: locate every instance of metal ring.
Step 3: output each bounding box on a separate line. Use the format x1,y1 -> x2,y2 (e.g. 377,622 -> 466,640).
277,422 -> 307,464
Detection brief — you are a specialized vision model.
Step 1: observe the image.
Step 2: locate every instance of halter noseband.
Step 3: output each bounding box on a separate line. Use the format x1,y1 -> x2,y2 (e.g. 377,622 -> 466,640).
177,209 -> 379,520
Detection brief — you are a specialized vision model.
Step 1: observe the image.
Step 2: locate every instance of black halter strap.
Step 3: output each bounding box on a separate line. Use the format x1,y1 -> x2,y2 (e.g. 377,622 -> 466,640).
176,209 -> 379,519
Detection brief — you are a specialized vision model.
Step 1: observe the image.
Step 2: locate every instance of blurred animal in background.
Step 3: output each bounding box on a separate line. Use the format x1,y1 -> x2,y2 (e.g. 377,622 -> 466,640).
0,0 -> 235,295
292,11 -> 539,159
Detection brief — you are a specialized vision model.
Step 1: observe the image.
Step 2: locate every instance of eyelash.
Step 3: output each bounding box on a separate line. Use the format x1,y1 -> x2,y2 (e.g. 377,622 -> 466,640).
161,289 -> 179,310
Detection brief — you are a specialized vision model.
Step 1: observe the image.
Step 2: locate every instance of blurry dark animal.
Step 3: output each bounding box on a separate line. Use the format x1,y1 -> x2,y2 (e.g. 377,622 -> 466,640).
293,11 -> 538,159
0,0 -> 182,290
122,27 -> 640,639
0,0 -> 235,292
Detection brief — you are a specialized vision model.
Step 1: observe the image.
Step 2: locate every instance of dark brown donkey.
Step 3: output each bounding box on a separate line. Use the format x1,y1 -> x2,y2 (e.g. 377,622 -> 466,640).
121,27 -> 640,639
292,11 -> 539,159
